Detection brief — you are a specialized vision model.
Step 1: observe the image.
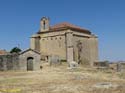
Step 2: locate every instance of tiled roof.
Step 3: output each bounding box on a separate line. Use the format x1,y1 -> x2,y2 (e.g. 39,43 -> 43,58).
20,48 -> 40,55
37,22 -> 91,34
50,22 -> 91,34
0,50 -> 8,55
50,22 -> 80,29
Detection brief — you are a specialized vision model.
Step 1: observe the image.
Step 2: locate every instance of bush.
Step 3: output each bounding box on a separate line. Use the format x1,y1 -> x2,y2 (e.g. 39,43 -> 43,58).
10,47 -> 22,53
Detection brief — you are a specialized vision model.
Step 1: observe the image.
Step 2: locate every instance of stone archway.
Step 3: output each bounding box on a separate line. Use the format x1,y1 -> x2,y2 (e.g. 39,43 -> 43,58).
27,57 -> 34,71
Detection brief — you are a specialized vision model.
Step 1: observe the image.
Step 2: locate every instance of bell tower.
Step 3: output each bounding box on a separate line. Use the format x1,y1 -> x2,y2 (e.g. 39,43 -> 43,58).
40,17 -> 50,32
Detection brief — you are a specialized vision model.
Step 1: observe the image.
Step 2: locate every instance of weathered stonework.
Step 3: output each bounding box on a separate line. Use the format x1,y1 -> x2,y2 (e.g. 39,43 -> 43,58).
0,49 -> 41,71
30,17 -> 99,66
0,17 -> 99,71
19,49 -> 41,71
0,53 -> 19,71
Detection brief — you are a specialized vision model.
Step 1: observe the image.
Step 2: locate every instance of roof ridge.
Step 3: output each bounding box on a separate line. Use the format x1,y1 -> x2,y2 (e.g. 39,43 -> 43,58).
50,22 -> 90,31
51,22 -> 77,28
34,22 -> 91,34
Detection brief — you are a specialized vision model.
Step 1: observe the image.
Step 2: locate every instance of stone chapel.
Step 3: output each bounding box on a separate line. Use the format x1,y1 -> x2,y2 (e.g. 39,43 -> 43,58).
30,17 -> 98,66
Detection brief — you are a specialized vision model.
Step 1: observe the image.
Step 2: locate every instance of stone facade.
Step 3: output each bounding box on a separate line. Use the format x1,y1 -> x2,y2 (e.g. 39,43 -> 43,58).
0,17 -> 98,71
19,49 -> 41,71
0,53 -> 19,71
30,17 -> 98,66
0,49 -> 41,71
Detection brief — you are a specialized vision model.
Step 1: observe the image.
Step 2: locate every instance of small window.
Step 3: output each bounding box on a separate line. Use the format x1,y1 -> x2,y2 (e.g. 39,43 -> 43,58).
59,37 -> 62,40
55,37 -> 57,40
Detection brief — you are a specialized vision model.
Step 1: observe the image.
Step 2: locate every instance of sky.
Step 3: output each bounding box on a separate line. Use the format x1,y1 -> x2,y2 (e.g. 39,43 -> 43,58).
0,0 -> 125,61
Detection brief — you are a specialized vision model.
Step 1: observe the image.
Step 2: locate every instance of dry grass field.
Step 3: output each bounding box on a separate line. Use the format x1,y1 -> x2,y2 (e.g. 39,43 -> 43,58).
0,63 -> 125,93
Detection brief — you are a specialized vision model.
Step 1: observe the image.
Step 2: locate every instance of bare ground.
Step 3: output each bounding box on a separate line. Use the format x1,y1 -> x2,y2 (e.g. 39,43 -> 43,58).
0,63 -> 125,93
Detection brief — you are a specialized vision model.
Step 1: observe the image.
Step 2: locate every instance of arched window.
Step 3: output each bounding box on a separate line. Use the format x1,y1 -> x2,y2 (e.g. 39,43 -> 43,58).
43,20 -> 46,30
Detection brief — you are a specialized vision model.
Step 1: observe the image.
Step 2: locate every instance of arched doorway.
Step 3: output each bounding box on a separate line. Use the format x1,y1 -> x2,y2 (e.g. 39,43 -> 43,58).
27,57 -> 34,71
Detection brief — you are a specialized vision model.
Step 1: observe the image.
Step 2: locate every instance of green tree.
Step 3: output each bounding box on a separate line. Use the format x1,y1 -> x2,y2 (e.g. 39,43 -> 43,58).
10,47 -> 22,53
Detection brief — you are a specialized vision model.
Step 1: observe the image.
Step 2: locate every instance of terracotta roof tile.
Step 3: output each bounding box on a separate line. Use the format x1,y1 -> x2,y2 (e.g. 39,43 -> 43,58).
0,50 -> 8,55
37,22 -> 91,34
51,22 -> 80,29
50,22 -> 91,34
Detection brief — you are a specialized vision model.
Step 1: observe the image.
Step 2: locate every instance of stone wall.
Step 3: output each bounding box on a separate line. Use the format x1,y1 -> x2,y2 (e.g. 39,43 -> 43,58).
89,35 -> 98,66
19,49 -> 41,71
0,49 -> 41,71
0,54 -> 19,71
119,63 -> 125,72
73,35 -> 90,65
31,28 -> 98,66
109,62 -> 125,72
39,32 -> 66,60
73,34 -> 98,66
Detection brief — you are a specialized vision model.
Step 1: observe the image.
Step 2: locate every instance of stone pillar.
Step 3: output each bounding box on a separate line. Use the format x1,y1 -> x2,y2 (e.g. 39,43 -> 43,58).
66,32 -> 74,63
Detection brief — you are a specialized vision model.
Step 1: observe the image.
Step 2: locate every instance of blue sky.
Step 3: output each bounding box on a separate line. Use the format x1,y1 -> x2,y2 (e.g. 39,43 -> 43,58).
0,0 -> 125,61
